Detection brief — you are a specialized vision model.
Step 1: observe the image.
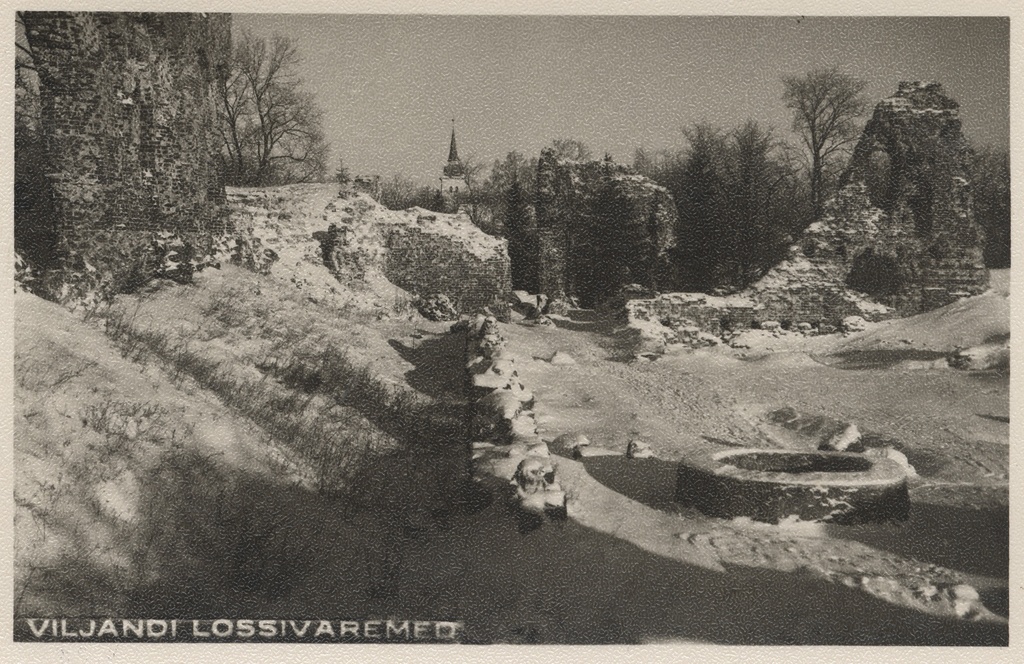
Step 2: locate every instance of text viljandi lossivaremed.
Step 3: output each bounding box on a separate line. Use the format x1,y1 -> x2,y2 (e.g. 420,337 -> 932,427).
17,618 -> 463,642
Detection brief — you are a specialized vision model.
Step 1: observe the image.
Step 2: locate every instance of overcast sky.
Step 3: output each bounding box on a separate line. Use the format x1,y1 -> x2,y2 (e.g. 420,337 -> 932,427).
234,14 -> 1010,186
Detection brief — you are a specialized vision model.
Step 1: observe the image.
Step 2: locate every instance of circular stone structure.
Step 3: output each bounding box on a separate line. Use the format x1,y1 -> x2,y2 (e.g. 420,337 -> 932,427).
676,448 -> 909,524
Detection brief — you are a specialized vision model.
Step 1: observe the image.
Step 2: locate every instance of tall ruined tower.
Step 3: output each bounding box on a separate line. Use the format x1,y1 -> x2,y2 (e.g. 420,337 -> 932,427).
18,12 -> 232,274
750,81 -> 990,323
439,119 -> 468,200
843,81 -> 989,311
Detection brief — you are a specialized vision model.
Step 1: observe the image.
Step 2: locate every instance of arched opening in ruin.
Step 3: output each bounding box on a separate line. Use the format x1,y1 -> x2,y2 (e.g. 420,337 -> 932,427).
909,167 -> 936,235
863,149 -> 896,211
846,247 -> 905,298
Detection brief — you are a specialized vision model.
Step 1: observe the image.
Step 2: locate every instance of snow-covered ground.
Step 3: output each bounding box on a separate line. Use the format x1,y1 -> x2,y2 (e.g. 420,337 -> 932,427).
500,271 -> 1009,638
12,181 -> 1009,644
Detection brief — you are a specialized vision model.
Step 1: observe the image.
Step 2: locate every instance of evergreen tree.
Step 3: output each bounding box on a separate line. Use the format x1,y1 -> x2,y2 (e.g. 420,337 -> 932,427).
504,175 -> 539,292
970,146 -> 1010,268
334,157 -> 351,185
675,125 -> 729,291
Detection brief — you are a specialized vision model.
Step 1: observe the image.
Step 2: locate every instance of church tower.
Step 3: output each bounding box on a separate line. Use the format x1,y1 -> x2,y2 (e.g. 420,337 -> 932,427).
440,119 -> 468,200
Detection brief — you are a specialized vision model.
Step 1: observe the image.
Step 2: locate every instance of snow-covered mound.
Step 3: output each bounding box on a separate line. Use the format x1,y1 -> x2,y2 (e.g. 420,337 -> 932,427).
833,269 -> 1009,355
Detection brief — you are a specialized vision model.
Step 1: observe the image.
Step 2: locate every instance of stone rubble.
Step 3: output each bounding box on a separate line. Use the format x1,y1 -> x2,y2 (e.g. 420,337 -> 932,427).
549,351 -> 577,366
761,406 -> 918,477
626,439 -> 656,459
603,83 -> 989,343
452,314 -> 567,522
416,293 -> 460,321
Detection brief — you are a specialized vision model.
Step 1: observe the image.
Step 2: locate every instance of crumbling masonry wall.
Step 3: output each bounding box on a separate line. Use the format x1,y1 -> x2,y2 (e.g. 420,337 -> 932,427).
20,12 -> 232,269
612,82 -> 989,334
535,151 -> 679,307
382,212 -> 512,314
625,293 -> 759,336
751,81 -> 989,322
298,191 -> 511,317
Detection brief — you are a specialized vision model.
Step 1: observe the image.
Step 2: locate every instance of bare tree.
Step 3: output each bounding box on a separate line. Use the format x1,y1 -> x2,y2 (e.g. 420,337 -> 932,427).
218,29 -> 329,186
15,13 -> 36,74
14,13 -> 40,130
782,67 -> 867,218
456,154 -> 486,195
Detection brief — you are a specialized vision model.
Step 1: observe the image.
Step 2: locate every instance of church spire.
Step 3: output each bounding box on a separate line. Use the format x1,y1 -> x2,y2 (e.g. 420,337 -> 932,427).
447,118 -> 459,163
443,118 -> 465,178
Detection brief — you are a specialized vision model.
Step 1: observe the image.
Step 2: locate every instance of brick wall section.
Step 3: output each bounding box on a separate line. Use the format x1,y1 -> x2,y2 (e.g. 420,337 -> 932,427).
754,284 -> 893,326
622,285 -> 895,337
535,151 -> 679,306
381,215 -> 512,314
21,12 -> 232,264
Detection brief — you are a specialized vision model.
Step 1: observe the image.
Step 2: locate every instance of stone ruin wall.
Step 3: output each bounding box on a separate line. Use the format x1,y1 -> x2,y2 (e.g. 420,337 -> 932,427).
381,214 -> 512,315
20,12 -> 232,268
454,315 -> 567,523
535,151 -> 679,307
349,175 -> 381,199
625,293 -> 759,336
306,193 -> 511,318
227,187 -> 511,318
849,81 -> 989,310
624,280 -> 891,338
751,278 -> 893,327
751,81 -> 989,324
613,82 -> 990,335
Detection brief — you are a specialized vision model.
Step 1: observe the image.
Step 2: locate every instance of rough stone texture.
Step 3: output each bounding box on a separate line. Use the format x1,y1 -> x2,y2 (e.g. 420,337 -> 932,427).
676,448 -> 910,525
535,151 -> 679,307
751,82 -> 988,323
349,174 -> 381,199
625,292 -> 759,336
609,82 -> 987,333
416,293 -> 460,322
21,12 -> 232,269
381,209 -> 511,315
453,315 -> 567,524
235,186 -> 510,318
